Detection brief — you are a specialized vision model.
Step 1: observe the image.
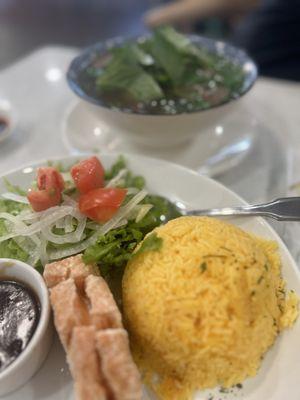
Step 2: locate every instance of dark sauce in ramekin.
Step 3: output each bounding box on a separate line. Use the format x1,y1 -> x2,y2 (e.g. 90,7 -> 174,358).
0,280 -> 40,373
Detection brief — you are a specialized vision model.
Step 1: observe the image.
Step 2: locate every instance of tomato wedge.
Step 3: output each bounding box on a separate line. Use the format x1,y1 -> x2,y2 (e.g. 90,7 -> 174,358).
37,167 -> 64,191
79,188 -> 127,222
27,167 -> 65,211
71,156 -> 105,194
27,188 -> 61,212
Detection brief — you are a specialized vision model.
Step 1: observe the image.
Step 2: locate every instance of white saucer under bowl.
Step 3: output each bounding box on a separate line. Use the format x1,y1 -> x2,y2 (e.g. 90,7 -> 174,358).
62,100 -> 288,204
62,100 -> 255,174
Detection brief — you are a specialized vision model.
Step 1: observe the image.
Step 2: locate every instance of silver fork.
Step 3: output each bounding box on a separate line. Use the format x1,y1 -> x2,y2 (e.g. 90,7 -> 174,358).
183,197 -> 300,221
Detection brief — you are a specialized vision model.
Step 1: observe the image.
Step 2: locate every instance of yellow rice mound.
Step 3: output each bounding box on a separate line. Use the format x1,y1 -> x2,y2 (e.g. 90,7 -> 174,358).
122,217 -> 299,400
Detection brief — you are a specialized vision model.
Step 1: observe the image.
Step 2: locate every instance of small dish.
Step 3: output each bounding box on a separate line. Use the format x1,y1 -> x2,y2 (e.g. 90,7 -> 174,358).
0,99 -> 18,144
0,258 -> 53,396
67,35 -> 257,148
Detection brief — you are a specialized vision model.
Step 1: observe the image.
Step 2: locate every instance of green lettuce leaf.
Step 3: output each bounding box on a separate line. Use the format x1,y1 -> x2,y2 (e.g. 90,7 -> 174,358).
82,225 -> 144,273
146,26 -> 214,85
133,232 -> 162,258
105,155 -> 145,190
0,199 -> 29,262
96,44 -> 163,102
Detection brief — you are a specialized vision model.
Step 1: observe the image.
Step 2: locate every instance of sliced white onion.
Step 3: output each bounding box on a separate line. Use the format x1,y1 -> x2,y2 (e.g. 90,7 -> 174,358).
13,236 -> 36,253
48,189 -> 147,260
86,221 -> 101,230
126,204 -> 152,222
3,219 -> 41,250
39,236 -> 49,266
14,207 -> 74,237
61,172 -> 72,181
0,212 -> 27,227
105,169 -> 128,188
64,215 -> 75,233
48,232 -> 97,260
0,212 -> 32,243
42,215 -> 86,245
96,189 -> 148,237
135,204 -> 153,223
28,248 -> 41,267
55,217 -> 65,229
1,192 -> 29,204
0,206 -> 74,242
62,194 -> 78,207
126,187 -> 139,195
20,206 -> 63,222
47,218 -> 128,261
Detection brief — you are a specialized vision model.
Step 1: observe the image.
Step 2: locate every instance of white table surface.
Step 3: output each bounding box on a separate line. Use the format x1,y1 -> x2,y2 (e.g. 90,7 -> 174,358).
245,77 -> 300,181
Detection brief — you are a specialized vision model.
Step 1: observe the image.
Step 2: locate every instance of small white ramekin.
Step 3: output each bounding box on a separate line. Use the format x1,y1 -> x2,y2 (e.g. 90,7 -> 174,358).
0,258 -> 53,397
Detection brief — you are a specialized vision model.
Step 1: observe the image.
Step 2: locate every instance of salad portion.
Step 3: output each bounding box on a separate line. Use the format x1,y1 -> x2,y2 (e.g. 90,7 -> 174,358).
0,156 -> 180,275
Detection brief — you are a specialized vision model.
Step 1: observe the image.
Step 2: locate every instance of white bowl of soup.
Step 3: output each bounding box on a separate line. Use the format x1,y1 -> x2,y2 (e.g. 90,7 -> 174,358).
67,27 -> 257,148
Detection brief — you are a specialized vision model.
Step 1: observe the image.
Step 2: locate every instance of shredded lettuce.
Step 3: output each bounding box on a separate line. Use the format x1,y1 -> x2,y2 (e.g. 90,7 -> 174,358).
0,198 -> 29,262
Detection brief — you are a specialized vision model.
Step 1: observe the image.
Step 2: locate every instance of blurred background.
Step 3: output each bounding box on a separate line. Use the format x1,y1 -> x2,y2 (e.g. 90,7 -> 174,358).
0,0 -> 299,80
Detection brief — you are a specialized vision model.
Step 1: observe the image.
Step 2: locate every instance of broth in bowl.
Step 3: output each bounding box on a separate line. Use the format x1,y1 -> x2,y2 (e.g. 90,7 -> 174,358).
74,26 -> 247,115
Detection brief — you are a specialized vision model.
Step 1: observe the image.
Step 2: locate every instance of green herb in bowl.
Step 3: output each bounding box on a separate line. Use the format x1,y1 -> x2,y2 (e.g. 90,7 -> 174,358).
90,26 -> 246,114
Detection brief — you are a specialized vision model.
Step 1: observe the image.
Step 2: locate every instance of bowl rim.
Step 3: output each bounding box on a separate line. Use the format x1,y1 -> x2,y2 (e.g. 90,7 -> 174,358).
0,258 -> 51,382
67,33 -> 258,117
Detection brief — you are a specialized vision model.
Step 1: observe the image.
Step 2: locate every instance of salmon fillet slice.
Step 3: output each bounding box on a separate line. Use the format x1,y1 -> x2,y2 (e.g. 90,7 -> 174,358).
50,278 -> 89,349
85,275 -> 122,330
44,254 -> 98,290
96,329 -> 142,400
68,326 -> 108,400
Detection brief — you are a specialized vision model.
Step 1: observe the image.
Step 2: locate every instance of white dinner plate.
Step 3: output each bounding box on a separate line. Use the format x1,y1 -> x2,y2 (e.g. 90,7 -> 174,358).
0,153 -> 299,400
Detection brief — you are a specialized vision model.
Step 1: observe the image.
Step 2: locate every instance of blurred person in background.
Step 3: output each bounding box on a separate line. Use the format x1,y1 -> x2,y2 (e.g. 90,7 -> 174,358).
144,0 -> 300,81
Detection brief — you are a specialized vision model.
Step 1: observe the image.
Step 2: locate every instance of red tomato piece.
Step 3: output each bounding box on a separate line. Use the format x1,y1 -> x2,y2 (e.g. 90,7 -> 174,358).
37,167 -> 64,192
78,188 -> 127,222
71,156 -> 105,194
27,188 -> 61,212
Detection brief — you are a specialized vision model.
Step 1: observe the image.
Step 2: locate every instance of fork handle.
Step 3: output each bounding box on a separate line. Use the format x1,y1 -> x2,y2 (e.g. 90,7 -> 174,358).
187,197 -> 300,221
